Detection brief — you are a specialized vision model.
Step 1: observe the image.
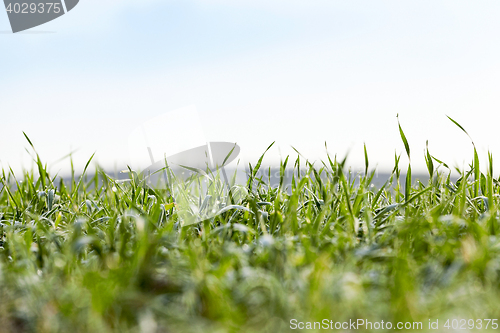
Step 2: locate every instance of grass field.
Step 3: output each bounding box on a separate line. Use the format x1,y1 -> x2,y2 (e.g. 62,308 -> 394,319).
1,119 -> 500,332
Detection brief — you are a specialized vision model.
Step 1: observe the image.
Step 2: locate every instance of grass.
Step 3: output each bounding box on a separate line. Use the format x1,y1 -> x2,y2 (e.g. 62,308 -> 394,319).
1,119 -> 500,332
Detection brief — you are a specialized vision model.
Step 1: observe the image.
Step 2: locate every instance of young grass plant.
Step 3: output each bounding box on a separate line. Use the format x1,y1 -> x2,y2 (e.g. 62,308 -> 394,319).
1,119 -> 500,332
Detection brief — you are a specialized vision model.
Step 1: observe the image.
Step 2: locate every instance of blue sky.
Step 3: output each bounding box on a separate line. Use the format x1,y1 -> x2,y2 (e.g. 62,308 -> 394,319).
2,1 -> 500,174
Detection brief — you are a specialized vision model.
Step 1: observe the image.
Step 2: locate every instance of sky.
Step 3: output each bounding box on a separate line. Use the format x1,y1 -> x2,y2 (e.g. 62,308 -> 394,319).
2,0 -> 500,176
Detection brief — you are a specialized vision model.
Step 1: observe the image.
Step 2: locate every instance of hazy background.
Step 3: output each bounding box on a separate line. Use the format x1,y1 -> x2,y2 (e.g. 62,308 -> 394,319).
2,0 -> 500,176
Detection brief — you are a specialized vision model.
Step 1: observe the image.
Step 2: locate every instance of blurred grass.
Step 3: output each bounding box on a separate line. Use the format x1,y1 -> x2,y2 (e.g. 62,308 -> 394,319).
1,120 -> 500,332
